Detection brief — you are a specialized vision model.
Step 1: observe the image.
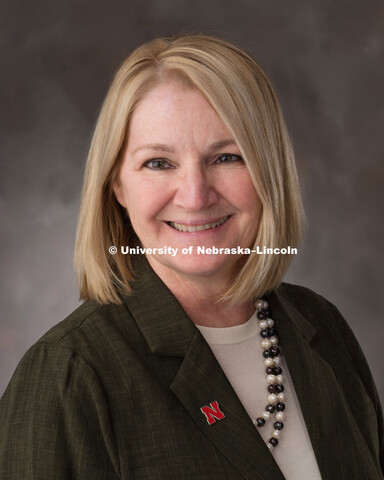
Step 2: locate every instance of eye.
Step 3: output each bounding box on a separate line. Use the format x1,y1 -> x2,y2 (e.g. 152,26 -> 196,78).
143,159 -> 173,170
215,153 -> 243,164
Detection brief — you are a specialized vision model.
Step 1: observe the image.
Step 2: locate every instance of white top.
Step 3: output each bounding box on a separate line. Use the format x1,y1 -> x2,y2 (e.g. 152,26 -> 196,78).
196,311 -> 322,480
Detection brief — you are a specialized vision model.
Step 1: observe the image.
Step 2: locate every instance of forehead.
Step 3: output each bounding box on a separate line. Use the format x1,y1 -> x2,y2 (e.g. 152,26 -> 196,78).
126,81 -> 232,147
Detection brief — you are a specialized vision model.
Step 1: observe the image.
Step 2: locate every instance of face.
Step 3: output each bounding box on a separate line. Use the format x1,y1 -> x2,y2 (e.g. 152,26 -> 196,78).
114,81 -> 262,286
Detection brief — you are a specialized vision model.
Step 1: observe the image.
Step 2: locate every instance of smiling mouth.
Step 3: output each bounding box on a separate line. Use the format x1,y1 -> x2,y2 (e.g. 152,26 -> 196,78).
167,215 -> 230,232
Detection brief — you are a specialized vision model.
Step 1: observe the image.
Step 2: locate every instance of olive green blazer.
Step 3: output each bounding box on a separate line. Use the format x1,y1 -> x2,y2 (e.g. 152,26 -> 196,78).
1,258 -> 383,479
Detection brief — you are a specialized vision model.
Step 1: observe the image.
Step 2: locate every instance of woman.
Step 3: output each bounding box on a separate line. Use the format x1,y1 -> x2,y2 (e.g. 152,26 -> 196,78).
1,34 -> 383,479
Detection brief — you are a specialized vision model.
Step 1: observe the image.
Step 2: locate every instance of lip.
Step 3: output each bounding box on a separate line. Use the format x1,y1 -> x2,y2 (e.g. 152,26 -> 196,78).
165,215 -> 232,234
166,215 -> 231,226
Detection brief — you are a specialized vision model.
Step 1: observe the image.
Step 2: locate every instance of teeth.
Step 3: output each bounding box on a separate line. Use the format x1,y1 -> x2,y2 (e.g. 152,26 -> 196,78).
169,216 -> 229,232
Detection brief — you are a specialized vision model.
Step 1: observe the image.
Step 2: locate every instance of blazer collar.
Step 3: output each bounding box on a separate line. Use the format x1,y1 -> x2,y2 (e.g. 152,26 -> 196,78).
122,256 -> 196,356
123,256 -> 318,356
267,287 -> 317,343
124,257 -> 316,356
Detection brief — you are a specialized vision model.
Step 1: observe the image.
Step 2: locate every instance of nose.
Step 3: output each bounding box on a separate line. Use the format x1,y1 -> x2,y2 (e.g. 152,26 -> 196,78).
173,164 -> 218,211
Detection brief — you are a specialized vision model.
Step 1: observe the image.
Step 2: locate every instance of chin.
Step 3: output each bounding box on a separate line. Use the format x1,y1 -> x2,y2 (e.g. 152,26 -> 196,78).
158,254 -> 238,280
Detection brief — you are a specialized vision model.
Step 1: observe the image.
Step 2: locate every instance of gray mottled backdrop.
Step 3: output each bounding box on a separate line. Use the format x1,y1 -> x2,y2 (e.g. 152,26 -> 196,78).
1,0 -> 383,403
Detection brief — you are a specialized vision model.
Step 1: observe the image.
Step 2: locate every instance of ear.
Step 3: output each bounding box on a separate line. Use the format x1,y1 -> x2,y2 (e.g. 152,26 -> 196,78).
112,178 -> 127,208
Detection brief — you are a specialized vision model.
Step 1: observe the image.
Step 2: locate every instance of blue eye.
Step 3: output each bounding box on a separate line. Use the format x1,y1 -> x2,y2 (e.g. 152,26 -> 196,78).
144,159 -> 172,170
216,154 -> 243,164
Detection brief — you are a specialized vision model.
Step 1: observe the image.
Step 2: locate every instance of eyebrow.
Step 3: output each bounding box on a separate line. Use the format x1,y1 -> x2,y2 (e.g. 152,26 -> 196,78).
131,143 -> 175,155
131,139 -> 237,155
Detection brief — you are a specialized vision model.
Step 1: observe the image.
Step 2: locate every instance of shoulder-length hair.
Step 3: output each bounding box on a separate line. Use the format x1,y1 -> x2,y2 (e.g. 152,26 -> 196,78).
74,33 -> 304,306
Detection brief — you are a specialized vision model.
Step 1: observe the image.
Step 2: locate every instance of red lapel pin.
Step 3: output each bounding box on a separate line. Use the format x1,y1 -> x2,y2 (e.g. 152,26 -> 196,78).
200,401 -> 225,425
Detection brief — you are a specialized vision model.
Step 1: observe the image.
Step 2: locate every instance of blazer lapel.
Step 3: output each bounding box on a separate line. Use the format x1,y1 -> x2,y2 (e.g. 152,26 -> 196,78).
170,330 -> 284,480
269,288 -> 375,479
124,257 -> 284,480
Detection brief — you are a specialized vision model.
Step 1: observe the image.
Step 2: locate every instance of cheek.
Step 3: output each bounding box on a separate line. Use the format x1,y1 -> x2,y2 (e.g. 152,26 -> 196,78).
220,173 -> 261,214
123,175 -> 172,222
244,186 -> 262,218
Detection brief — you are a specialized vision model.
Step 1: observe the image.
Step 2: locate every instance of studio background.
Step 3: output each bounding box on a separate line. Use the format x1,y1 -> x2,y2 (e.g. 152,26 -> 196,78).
1,0 -> 383,402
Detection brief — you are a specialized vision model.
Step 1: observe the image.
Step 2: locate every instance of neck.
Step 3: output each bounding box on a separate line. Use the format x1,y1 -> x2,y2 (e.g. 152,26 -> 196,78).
146,257 -> 255,327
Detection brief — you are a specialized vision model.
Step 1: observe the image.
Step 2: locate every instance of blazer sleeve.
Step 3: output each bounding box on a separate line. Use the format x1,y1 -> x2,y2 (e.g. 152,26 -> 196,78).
0,342 -> 120,480
329,301 -> 384,475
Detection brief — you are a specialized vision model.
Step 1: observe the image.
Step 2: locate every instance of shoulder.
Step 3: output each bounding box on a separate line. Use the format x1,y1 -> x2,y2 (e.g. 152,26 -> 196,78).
274,281 -> 346,331
34,299 -> 140,358
272,282 -> 369,377
0,304 -> 123,477
274,281 -> 367,353
1,298 -> 151,412
276,281 -> 335,312
38,300 -> 126,345
275,282 -> 382,410
5,298 -> 147,394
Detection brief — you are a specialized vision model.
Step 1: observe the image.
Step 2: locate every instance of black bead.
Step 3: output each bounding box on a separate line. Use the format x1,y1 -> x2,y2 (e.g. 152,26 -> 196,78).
256,417 -> 265,427
275,384 -> 284,393
264,309 -> 271,317
270,346 -> 280,357
266,367 -> 274,375
263,349 -> 272,358
274,367 -> 282,375
260,329 -> 270,338
257,311 -> 267,320
276,402 -> 285,411
266,404 -> 276,413
268,384 -> 277,394
269,437 -> 278,447
267,327 -> 275,337
274,421 -> 284,430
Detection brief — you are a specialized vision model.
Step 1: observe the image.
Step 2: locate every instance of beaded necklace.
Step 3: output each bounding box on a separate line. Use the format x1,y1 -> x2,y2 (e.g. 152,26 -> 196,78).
253,298 -> 286,449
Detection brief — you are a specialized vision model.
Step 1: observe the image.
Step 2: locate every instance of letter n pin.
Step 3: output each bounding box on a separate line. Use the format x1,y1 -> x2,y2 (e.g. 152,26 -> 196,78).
200,401 -> 225,425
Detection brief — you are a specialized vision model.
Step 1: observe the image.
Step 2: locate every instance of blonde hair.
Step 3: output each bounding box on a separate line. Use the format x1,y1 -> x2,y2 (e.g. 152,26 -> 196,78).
74,33 -> 304,306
